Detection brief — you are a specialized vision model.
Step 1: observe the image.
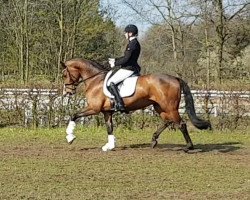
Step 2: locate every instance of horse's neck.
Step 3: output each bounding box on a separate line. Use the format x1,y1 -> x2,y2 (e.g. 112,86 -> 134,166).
78,61 -> 107,89
84,76 -> 105,96
79,67 -> 99,80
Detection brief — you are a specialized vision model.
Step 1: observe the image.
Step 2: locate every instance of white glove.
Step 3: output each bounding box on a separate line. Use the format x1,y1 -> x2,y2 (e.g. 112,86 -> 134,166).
108,58 -> 115,68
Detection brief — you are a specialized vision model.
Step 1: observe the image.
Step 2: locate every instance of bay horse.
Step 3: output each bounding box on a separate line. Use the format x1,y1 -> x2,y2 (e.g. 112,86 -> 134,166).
61,58 -> 211,151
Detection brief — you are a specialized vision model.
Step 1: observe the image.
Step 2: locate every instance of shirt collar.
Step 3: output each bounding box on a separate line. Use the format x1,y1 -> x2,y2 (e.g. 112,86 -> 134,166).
129,36 -> 137,41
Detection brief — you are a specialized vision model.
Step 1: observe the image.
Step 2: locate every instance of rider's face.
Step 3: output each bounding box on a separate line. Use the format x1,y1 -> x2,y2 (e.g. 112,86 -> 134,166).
124,32 -> 132,40
124,32 -> 129,40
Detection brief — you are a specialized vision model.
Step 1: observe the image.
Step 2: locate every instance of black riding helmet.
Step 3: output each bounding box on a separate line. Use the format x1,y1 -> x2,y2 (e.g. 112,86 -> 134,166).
124,24 -> 138,35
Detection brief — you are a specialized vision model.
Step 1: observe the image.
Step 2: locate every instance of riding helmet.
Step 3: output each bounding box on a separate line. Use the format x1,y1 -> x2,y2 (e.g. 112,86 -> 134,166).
124,24 -> 138,35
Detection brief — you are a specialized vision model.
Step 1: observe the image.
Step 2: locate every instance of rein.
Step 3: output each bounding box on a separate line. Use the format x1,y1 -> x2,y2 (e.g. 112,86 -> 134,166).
64,68 -> 105,91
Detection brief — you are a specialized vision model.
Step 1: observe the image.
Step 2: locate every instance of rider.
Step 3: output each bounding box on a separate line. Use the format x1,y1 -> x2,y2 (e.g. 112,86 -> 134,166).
107,24 -> 141,112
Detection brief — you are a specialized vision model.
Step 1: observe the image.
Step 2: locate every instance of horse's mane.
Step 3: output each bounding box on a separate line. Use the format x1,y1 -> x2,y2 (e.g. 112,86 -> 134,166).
88,60 -> 111,72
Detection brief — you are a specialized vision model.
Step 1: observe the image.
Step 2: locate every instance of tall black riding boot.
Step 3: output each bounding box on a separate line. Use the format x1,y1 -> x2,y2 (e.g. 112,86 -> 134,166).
108,83 -> 126,112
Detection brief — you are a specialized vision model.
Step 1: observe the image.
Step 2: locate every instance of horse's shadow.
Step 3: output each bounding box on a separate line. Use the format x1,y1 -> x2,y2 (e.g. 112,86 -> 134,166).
78,142 -> 242,153
122,142 -> 242,153
0,123 -> 10,128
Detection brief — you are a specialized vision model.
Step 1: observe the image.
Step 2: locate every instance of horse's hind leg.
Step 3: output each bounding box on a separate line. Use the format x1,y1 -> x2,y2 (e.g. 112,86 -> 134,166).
151,121 -> 171,148
169,111 -> 194,151
154,103 -> 194,150
178,121 -> 194,151
151,104 -> 171,148
169,110 -> 194,151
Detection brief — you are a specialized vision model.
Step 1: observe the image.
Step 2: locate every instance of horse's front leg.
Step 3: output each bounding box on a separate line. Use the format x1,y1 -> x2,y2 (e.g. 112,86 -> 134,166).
101,111 -> 115,151
66,107 -> 97,144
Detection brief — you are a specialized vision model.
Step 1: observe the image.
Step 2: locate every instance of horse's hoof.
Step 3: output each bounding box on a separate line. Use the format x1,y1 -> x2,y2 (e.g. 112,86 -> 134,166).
66,134 -> 76,144
151,140 -> 158,148
102,145 -> 109,152
102,143 -> 115,152
188,145 -> 194,150
183,146 -> 194,153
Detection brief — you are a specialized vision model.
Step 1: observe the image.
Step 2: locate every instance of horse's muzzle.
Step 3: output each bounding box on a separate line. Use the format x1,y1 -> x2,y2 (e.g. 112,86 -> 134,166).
63,90 -> 74,97
63,85 -> 76,96
63,92 -> 74,97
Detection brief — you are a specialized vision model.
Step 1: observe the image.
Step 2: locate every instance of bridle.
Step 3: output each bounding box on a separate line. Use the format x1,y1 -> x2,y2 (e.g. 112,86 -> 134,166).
64,68 -> 105,92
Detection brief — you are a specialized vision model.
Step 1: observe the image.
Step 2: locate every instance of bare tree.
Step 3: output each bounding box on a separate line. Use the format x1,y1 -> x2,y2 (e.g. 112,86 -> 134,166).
10,0 -> 31,83
211,0 -> 250,83
122,0 -> 180,61
121,0 -> 202,77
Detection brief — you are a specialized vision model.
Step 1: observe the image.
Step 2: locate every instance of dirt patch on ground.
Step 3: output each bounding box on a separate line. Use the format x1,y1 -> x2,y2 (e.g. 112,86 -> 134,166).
0,130 -> 249,200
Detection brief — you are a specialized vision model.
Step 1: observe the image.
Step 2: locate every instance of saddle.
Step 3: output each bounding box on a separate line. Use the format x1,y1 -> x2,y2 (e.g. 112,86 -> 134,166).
103,71 -> 139,98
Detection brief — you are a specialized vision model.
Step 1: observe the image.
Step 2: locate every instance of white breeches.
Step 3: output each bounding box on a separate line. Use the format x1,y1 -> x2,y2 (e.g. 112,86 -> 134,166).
107,69 -> 134,86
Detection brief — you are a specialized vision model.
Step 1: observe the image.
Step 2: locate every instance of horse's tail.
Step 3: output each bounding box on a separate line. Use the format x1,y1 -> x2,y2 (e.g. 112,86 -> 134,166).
178,78 -> 211,130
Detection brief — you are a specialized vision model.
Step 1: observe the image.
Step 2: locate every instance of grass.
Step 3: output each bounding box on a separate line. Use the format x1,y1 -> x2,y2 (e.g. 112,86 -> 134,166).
0,126 -> 249,200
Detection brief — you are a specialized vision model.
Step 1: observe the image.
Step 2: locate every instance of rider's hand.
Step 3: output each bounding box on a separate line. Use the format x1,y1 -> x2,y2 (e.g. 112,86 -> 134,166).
108,58 -> 115,68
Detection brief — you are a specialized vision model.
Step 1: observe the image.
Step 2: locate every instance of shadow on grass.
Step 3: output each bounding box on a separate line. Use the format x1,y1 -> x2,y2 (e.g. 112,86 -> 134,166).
0,123 -> 9,128
0,123 -> 20,128
124,142 -> 242,153
77,142 -> 242,153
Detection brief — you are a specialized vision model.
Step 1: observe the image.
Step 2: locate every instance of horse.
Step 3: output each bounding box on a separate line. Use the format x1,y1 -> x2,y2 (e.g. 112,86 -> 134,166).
61,58 -> 211,152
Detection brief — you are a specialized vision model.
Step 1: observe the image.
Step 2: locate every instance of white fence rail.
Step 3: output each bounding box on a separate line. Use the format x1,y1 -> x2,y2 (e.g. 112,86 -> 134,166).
0,88 -> 249,126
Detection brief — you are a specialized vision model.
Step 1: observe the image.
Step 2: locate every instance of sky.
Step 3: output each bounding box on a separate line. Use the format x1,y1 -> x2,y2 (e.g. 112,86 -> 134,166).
100,0 -> 152,37
100,0 -> 250,37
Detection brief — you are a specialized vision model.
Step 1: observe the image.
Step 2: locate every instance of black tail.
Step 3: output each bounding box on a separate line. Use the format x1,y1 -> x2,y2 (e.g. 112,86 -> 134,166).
178,78 -> 211,130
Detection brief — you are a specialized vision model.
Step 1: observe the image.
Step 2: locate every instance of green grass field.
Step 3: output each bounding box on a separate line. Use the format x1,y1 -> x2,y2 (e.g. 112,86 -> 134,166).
0,126 -> 249,200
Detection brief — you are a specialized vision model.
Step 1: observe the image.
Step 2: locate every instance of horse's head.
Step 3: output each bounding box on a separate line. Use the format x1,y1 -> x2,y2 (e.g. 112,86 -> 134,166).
61,59 -> 110,96
61,61 -> 82,96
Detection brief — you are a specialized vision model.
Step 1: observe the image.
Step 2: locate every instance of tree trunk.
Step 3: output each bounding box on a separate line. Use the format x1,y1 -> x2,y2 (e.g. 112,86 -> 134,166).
70,0 -> 78,58
24,0 -> 29,83
167,0 -> 178,62
214,0 -> 224,83
57,0 -> 64,82
171,27 -> 178,61
204,1 -> 210,89
20,20 -> 25,83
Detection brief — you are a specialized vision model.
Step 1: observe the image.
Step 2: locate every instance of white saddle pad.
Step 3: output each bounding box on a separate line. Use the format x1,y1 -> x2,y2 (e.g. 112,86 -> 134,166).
103,71 -> 139,98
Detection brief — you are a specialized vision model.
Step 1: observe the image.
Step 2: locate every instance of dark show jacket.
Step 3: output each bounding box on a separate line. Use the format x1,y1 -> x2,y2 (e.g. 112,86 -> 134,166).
114,37 -> 141,73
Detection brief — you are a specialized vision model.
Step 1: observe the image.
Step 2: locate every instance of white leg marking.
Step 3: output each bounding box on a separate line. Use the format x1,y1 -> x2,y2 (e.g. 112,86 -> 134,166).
66,121 -> 76,144
102,135 -> 116,151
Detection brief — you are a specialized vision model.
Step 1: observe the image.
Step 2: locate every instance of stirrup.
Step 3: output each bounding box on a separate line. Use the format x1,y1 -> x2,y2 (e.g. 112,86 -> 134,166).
117,104 -> 125,112
116,104 -> 129,114
111,104 -> 127,113
110,99 -> 116,111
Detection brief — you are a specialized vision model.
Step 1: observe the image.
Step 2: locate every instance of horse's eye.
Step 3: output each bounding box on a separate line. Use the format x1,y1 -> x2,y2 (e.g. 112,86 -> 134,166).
62,74 -> 66,78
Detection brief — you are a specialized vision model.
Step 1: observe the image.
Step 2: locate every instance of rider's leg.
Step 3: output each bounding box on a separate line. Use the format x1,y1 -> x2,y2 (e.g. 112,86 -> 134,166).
108,82 -> 125,111
107,69 -> 134,111
107,69 -> 134,85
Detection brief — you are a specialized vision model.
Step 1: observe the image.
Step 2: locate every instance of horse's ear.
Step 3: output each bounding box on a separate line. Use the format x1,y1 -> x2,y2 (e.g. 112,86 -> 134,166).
60,61 -> 67,69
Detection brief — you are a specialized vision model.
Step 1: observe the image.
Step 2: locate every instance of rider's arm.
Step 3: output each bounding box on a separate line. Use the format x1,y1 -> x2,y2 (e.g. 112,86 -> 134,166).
115,42 -> 136,66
